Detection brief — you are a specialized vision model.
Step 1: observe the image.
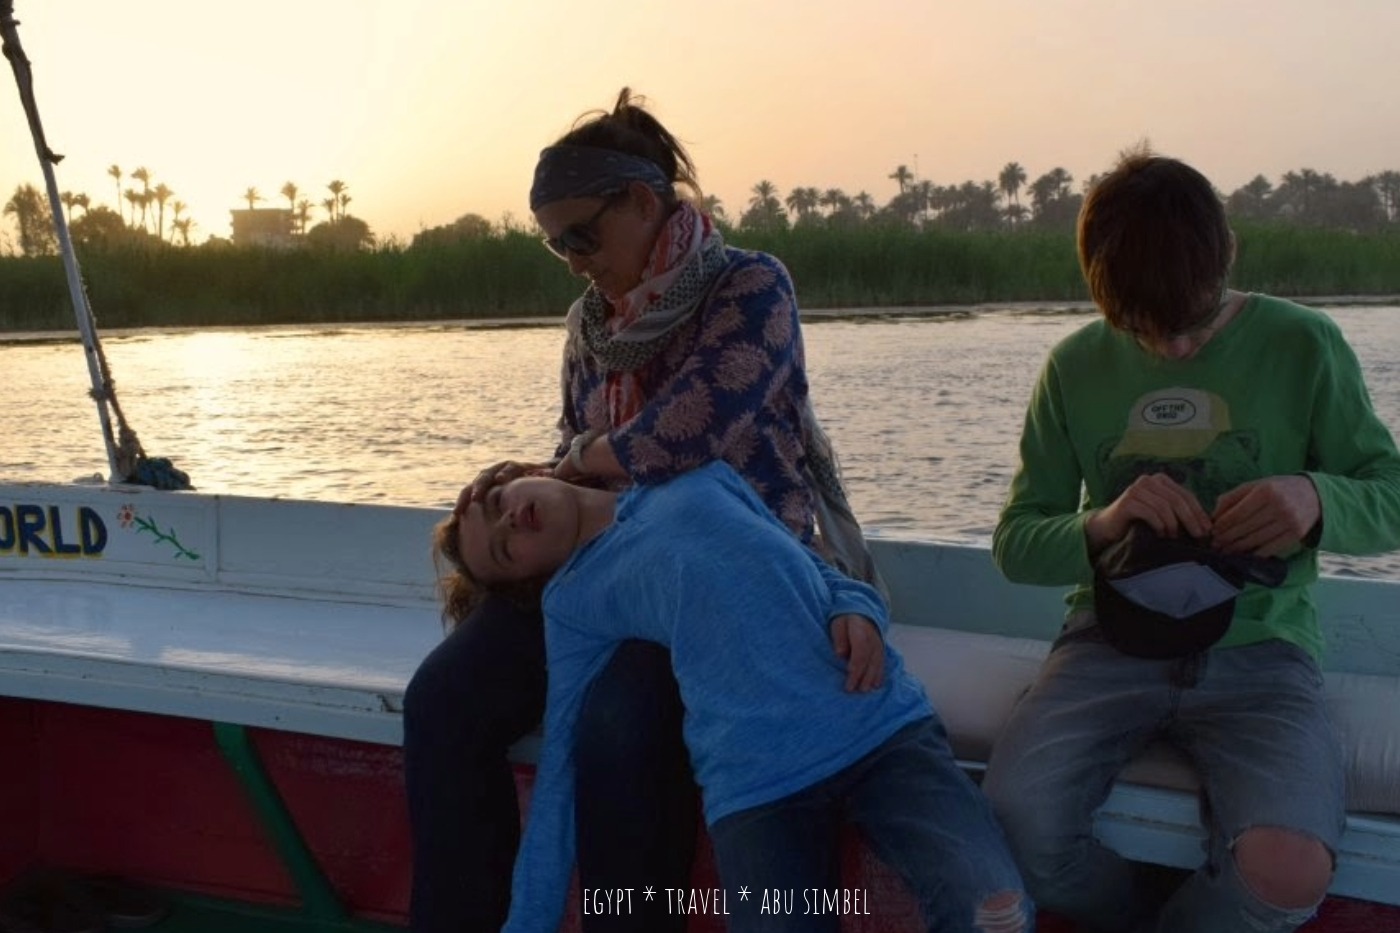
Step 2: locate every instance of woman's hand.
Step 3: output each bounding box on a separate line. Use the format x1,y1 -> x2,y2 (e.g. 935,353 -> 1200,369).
454,460 -> 550,514
552,432 -> 628,483
552,434 -> 589,482
1085,472 -> 1212,550
831,614 -> 885,693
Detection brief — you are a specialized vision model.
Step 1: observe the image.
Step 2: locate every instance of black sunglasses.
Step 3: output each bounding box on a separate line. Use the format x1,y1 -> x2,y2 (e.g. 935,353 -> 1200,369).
541,194 -> 622,259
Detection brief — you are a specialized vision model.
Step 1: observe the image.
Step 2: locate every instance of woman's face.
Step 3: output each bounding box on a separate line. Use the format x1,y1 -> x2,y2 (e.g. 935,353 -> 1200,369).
457,476 -> 580,584
534,185 -> 662,299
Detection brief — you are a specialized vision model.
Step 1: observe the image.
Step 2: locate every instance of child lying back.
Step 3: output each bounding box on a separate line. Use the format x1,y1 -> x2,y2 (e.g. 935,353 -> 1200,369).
437,461 -> 1031,933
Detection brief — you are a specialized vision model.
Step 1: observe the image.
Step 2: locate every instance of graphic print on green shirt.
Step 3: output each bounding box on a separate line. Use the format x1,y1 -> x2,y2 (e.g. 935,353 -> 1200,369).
1097,387 -> 1263,515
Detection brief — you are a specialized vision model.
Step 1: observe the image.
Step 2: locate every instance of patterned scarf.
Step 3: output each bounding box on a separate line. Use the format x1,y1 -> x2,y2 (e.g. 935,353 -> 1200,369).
575,203 -> 728,422
803,413 -> 887,596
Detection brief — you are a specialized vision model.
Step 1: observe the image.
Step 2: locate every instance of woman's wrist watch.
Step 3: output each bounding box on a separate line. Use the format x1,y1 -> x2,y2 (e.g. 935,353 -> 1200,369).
567,432 -> 590,473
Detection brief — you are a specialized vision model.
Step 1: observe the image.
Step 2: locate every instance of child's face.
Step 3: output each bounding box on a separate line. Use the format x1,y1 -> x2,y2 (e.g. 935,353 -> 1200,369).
1134,330 -> 1213,361
458,477 -> 579,584
1129,290 -> 1239,361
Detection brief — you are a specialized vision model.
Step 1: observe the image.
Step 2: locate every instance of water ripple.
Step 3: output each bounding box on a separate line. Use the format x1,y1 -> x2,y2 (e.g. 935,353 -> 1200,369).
4,308 -> 1400,578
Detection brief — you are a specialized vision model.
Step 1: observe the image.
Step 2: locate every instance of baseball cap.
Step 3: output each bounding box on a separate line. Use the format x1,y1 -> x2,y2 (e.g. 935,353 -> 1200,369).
1093,522 -> 1287,659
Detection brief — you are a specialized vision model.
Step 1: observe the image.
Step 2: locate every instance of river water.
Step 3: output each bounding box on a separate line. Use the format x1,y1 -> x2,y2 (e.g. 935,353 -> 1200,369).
5,304 -> 1400,578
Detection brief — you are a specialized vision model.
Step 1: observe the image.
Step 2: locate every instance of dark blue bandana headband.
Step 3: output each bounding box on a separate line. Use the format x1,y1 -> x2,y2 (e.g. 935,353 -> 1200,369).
529,144 -> 674,211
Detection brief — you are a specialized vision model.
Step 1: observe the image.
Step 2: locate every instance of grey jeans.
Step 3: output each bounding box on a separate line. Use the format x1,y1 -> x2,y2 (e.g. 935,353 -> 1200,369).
983,637 -> 1344,933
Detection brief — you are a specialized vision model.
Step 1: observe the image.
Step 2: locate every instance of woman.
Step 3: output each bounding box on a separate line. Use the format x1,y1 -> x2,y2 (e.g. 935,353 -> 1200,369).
402,88 -> 879,933
439,462 -> 1032,933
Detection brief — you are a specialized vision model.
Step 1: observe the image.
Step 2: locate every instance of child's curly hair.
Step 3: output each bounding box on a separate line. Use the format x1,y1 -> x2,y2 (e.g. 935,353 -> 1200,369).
432,513 -> 547,631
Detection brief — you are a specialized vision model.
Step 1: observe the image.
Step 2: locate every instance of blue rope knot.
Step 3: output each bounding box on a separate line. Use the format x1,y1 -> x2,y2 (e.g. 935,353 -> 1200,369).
132,457 -> 193,491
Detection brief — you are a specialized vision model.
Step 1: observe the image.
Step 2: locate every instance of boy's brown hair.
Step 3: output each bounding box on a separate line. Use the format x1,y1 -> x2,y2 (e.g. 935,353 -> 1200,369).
1077,147 -> 1233,342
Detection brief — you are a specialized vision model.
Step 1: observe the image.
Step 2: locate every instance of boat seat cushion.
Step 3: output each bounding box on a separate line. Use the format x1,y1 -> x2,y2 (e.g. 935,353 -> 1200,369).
4,574 -> 1398,818
888,625 -> 1400,818
0,578 -> 442,745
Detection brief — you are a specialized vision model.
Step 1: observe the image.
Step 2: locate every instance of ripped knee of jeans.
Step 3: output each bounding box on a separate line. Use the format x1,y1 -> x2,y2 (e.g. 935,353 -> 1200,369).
974,889 -> 1028,933
1232,825 -> 1334,911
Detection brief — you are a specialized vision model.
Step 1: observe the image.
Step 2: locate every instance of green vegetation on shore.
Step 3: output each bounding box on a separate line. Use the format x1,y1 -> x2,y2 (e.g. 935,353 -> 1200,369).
2,223 -> 1399,332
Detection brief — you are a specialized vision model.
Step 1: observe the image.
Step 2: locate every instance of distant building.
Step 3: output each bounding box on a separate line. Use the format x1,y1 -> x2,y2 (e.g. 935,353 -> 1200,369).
229,208 -> 297,248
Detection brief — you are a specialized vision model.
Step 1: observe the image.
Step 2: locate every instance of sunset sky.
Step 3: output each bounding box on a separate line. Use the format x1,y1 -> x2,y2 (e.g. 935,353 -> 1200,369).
0,0 -> 1395,247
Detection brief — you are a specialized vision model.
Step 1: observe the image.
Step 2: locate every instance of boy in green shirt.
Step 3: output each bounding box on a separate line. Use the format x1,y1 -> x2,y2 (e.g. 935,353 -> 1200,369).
984,149 -> 1400,933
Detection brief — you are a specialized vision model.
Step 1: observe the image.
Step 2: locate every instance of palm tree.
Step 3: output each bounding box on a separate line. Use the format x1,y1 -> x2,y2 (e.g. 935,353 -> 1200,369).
820,188 -> 849,216
784,186 -> 819,221
131,167 -> 152,231
966,181 -> 1003,231
914,180 -> 936,225
280,181 -> 298,212
4,183 -> 57,255
169,200 -> 186,242
72,193 -> 90,217
171,217 -> 194,247
123,188 -> 141,229
699,194 -> 728,225
1026,167 -> 1079,229
321,196 -> 336,220
888,164 -> 913,196
1374,171 -> 1400,223
748,180 -> 779,209
1322,178 -> 1385,231
243,187 -> 262,211
1028,168 -> 1072,213
60,191 -> 75,222
741,180 -> 787,231
327,180 -> 347,221
295,198 -> 313,234
152,183 -> 173,241
107,165 -> 122,222
1241,175 -> 1273,201
998,162 -> 1027,225
1277,169 -> 1327,222
852,191 -> 876,221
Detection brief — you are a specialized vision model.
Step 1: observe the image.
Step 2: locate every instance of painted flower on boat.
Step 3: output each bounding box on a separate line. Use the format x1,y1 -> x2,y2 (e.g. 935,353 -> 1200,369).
131,512 -> 201,562
114,503 -> 200,561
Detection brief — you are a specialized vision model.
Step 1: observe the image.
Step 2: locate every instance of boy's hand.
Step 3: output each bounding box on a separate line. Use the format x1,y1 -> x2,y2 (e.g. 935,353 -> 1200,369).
831,614 -> 884,693
1211,475 -> 1321,557
1086,472 -> 1211,549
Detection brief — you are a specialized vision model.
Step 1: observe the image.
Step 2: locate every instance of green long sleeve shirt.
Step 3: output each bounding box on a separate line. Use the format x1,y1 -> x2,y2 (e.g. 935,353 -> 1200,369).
993,294 -> 1400,658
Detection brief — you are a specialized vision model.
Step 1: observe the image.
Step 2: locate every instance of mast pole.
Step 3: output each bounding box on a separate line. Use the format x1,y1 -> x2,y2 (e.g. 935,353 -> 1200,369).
0,0 -> 122,480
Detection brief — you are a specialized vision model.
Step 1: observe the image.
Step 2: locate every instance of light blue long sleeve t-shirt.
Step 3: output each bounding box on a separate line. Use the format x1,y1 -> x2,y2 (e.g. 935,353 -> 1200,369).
503,462 -> 931,933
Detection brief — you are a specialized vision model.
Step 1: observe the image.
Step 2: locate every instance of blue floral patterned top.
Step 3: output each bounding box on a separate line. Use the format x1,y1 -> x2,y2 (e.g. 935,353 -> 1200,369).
557,247 -> 817,541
